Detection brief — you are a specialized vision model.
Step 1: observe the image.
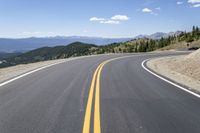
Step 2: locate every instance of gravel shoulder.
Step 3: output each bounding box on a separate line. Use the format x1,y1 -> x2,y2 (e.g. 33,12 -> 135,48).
0,59 -> 66,83
147,51 -> 200,93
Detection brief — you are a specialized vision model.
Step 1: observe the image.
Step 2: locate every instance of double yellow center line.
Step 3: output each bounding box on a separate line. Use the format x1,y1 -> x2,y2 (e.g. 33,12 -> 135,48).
82,59 -> 111,133
82,56 -> 134,133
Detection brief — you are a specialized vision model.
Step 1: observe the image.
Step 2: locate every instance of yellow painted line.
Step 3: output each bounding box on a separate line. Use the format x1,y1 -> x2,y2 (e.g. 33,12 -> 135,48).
94,62 -> 105,133
82,63 -> 103,133
93,60 -> 114,133
83,55 -> 139,133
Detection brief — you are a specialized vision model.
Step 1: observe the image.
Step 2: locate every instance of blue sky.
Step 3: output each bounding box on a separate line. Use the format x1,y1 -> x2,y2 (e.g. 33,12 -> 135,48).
0,0 -> 199,38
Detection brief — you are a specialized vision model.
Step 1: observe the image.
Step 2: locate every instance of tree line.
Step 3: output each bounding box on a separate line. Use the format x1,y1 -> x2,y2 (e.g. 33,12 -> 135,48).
98,26 -> 200,53
1,26 -> 199,68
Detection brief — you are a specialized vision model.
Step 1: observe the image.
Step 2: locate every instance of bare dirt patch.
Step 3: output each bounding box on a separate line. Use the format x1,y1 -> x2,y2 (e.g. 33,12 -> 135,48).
147,49 -> 200,93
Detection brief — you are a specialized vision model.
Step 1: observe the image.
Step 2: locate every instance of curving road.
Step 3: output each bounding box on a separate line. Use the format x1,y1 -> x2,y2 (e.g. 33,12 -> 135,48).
0,52 -> 200,133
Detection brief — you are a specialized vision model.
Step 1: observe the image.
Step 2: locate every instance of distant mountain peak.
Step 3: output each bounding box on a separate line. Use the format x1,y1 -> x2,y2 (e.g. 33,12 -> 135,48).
0,36 -> 131,52
134,31 -> 183,40
0,30 -> 183,52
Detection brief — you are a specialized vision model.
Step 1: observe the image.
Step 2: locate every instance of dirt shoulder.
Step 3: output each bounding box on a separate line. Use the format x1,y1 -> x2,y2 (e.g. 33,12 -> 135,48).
147,50 -> 200,93
0,59 -> 66,83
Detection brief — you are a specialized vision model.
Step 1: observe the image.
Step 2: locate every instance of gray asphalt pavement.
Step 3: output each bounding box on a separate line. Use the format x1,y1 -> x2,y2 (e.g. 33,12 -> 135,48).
0,52 -> 200,133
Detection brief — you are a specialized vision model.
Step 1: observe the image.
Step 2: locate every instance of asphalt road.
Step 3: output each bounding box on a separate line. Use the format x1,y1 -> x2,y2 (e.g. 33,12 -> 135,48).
0,52 -> 200,133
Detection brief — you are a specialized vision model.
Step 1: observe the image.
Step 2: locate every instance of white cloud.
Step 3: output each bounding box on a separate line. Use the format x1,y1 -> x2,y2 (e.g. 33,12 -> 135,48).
177,1 -> 184,5
90,15 -> 129,24
90,17 -> 105,21
111,15 -> 129,21
100,20 -> 120,24
141,8 -> 158,16
188,0 -> 200,4
193,3 -> 200,7
188,0 -> 200,7
142,8 -> 153,13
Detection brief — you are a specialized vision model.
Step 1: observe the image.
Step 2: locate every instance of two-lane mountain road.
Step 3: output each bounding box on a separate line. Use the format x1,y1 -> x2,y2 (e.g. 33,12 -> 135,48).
0,52 -> 200,133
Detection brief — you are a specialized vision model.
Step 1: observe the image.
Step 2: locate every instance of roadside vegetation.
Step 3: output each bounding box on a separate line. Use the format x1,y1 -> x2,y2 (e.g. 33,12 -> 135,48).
98,26 -> 200,53
0,26 -> 200,68
0,42 -> 97,68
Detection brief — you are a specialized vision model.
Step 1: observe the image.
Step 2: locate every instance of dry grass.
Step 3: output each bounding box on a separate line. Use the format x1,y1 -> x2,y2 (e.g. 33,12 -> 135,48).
158,40 -> 200,51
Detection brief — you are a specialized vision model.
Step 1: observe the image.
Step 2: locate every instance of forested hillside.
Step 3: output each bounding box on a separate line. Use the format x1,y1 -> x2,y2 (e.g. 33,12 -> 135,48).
98,26 -> 200,53
0,26 -> 199,68
0,42 -> 97,67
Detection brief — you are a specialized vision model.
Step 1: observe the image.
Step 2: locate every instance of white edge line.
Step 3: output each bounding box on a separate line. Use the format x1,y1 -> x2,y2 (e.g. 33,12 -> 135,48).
0,60 -> 68,87
0,54 -> 124,88
0,54 -> 121,88
142,59 -> 200,98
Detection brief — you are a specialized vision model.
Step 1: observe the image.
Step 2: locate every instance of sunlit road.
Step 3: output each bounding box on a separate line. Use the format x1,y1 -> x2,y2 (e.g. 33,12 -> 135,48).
0,52 -> 200,133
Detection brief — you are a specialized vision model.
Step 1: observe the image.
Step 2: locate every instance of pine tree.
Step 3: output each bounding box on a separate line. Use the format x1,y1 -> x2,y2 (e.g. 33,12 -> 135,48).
192,26 -> 196,37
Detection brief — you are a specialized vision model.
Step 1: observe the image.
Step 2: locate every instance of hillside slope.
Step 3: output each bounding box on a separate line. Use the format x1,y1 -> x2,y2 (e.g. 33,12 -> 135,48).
1,26 -> 199,68
0,52 -> 21,60
0,36 -> 131,52
147,49 -> 200,92
107,26 -> 200,53
0,42 -> 97,67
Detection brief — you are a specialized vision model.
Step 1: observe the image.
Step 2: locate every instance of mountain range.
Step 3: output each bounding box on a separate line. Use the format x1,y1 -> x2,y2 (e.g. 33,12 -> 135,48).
134,31 -> 183,40
0,26 -> 199,68
0,36 -> 131,53
0,31 -> 183,52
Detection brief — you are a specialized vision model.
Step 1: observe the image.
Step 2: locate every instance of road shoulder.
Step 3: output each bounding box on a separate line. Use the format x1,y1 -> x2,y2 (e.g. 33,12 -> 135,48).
146,55 -> 200,94
0,59 -> 67,84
